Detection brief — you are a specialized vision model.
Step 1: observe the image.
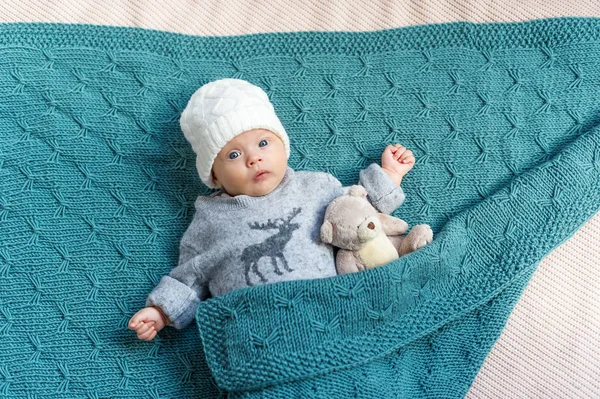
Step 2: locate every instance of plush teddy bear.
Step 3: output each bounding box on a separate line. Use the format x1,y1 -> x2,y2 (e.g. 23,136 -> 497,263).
320,185 -> 434,275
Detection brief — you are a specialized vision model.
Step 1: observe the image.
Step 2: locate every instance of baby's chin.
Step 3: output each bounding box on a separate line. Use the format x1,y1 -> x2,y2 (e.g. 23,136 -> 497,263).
247,172 -> 285,196
247,182 -> 278,197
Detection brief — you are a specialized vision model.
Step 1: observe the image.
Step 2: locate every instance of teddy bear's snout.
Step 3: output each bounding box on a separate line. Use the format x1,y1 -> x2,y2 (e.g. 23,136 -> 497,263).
357,217 -> 380,243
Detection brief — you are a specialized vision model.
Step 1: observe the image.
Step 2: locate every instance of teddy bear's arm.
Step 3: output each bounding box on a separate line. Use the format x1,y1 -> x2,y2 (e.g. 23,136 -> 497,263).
378,213 -> 409,235
336,249 -> 362,274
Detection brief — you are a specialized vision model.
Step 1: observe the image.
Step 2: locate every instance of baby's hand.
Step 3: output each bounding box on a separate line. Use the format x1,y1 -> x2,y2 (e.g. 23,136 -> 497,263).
128,306 -> 168,341
381,144 -> 415,186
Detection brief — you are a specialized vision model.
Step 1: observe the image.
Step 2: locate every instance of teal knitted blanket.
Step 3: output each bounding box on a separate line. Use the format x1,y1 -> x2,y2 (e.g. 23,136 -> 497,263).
1,17 -> 599,398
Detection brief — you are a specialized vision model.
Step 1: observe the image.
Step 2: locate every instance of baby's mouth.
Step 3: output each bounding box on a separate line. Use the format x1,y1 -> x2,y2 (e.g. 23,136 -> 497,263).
253,170 -> 270,181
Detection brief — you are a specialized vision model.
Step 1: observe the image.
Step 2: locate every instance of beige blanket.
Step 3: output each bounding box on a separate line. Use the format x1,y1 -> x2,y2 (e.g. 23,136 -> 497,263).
2,1 -> 598,397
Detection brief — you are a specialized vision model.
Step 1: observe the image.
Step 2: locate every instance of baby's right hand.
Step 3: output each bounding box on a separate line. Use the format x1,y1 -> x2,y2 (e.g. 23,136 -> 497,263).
128,306 -> 168,341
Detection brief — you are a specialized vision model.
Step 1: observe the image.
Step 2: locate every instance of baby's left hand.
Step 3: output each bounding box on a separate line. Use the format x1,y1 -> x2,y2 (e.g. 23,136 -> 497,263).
381,144 -> 415,186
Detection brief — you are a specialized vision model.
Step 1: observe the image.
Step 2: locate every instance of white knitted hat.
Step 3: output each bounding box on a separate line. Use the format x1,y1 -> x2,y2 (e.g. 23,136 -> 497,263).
179,78 -> 291,189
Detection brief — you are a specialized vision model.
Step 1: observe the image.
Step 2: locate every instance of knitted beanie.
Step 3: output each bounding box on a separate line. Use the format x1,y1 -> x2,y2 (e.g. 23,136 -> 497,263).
179,78 -> 291,189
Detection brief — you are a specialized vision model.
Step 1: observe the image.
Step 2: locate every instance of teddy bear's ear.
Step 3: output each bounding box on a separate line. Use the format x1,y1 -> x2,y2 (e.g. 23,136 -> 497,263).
320,220 -> 333,244
348,185 -> 368,198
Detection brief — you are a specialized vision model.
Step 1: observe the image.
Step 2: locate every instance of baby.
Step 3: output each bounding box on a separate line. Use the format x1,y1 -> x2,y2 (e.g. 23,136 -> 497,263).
129,78 -> 415,341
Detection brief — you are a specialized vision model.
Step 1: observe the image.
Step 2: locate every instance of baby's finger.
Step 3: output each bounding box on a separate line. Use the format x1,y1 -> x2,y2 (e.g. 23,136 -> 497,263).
139,327 -> 154,340
129,316 -> 140,329
393,149 -> 404,160
400,150 -> 413,160
135,321 -> 155,334
385,145 -> 398,156
138,326 -> 155,340
146,330 -> 158,341
129,311 -> 150,327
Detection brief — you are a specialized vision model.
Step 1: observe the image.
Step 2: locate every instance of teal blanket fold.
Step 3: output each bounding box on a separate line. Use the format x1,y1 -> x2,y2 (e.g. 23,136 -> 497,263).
1,17 -> 599,398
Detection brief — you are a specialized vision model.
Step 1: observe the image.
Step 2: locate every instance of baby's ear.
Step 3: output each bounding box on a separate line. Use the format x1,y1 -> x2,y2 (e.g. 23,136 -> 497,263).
211,170 -> 222,189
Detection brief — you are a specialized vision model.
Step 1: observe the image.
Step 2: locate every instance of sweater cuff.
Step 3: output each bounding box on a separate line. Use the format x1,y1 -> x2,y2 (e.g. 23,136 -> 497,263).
359,163 -> 406,214
145,275 -> 201,330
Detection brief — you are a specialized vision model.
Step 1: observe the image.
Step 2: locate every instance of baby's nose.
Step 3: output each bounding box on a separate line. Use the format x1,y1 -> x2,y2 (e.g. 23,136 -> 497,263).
248,155 -> 263,166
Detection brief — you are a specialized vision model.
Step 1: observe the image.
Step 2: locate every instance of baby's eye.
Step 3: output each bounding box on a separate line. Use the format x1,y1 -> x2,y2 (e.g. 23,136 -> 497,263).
259,139 -> 269,147
228,151 -> 240,160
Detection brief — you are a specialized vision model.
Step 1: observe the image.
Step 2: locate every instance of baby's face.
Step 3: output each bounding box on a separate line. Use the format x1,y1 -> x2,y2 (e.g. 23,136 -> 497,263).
211,128 -> 288,197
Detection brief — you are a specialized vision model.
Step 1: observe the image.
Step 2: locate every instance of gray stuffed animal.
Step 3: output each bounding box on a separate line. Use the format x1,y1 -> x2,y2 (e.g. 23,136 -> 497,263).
320,185 -> 433,275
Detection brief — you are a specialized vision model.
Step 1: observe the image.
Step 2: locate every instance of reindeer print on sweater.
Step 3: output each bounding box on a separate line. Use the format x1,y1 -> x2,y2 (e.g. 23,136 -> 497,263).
242,208 -> 302,285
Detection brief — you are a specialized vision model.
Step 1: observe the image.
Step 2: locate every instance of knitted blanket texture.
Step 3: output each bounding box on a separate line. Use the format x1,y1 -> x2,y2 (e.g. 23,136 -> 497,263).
0,18 -> 599,398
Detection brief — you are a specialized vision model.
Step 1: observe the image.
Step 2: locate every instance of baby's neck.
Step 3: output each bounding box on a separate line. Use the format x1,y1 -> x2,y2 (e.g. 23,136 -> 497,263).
218,190 -> 265,198
218,186 -> 279,198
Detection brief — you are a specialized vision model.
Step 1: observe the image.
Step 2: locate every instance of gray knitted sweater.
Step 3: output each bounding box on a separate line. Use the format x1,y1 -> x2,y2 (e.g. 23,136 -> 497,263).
145,163 -> 406,329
